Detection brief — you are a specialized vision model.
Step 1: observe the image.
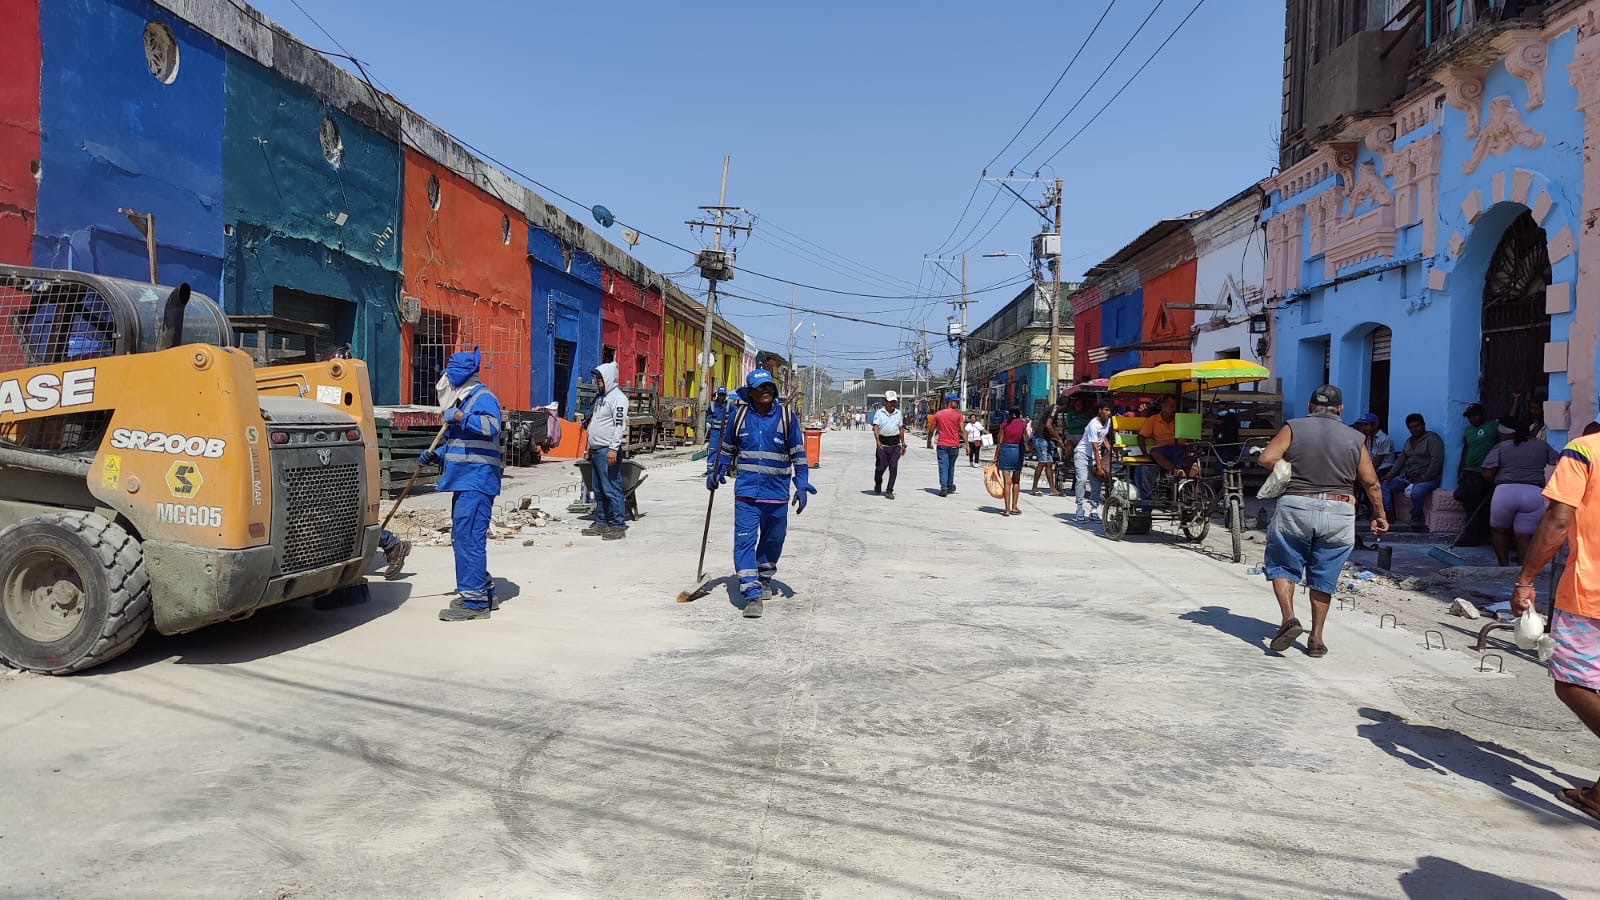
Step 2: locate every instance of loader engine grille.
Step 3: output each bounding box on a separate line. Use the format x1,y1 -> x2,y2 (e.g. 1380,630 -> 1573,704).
280,462 -> 361,573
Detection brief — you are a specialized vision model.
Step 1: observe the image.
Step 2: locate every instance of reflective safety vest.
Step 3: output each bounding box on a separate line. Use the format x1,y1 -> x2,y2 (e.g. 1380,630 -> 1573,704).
719,402 -> 806,502
438,383 -> 503,496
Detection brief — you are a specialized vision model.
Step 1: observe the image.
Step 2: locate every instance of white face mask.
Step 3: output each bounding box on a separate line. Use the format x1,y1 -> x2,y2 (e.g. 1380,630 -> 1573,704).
436,372 -> 459,414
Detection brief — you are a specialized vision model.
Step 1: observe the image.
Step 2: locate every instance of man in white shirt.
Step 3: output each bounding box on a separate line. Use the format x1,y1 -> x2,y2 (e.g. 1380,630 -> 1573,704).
872,391 -> 906,499
1073,400 -> 1114,520
964,416 -> 985,466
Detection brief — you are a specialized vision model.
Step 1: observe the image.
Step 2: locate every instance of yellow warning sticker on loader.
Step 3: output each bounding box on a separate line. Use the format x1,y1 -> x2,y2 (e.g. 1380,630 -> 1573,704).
102,455 -> 121,489
165,461 -> 203,499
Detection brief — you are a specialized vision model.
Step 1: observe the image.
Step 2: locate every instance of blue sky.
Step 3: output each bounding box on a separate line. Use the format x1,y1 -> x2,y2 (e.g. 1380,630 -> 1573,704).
251,0 -> 1284,380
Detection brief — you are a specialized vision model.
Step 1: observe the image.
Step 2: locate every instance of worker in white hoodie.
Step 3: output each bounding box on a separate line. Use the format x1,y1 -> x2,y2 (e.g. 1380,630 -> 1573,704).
583,361 -> 631,539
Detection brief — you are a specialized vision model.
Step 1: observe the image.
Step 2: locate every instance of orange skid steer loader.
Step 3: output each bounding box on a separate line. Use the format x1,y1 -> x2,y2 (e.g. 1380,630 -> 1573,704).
0,265 -> 379,673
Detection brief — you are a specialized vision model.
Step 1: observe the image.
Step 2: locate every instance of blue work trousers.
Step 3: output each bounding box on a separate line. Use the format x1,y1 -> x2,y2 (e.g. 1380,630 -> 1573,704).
734,498 -> 788,601
936,446 -> 959,491
590,449 -> 627,528
451,490 -> 494,608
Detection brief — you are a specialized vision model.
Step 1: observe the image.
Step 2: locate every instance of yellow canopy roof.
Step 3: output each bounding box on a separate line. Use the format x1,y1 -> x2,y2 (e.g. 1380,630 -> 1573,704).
1107,359 -> 1271,394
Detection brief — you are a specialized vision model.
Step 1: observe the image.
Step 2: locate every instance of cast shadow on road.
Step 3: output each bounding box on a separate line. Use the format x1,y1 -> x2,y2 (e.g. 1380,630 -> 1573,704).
719,577 -> 796,610
1398,856 -> 1562,899
1177,606 -> 1277,655
86,579 -> 412,675
1356,707 -> 1595,823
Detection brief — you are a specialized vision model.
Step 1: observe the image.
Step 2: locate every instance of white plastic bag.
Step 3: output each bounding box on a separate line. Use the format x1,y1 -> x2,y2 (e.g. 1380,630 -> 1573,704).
1514,609 -> 1546,650
1257,459 -> 1292,499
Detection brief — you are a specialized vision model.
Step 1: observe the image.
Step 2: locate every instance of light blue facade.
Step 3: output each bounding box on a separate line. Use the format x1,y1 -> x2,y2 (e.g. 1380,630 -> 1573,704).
221,51 -> 404,403
33,0 -> 224,297
1264,24 -> 1588,489
529,225 -> 602,416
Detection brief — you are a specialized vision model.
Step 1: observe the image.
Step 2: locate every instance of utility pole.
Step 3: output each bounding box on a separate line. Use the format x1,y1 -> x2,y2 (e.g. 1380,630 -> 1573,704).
685,156 -> 751,442
926,253 -> 972,410
1049,177 -> 1064,394
810,323 -> 819,416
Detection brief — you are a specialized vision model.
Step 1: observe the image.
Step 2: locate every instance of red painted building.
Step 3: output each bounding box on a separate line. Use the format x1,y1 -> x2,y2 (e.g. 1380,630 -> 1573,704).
1138,258 -> 1197,369
601,266 -> 663,390
399,149 -> 532,408
0,0 -> 40,264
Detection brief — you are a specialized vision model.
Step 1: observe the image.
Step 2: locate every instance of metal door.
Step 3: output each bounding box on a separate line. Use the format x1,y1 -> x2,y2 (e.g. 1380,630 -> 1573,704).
1479,211 -> 1551,421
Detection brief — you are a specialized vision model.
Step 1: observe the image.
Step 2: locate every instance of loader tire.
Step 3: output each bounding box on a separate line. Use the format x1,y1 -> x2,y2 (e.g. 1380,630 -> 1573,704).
0,512 -> 152,674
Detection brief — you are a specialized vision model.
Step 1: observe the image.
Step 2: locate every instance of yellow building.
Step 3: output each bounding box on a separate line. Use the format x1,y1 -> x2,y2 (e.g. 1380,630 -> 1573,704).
663,287 -> 745,442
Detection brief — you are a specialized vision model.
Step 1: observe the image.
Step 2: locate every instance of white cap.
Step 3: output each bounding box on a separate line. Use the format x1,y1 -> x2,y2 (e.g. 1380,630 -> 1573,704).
883,390 -> 899,402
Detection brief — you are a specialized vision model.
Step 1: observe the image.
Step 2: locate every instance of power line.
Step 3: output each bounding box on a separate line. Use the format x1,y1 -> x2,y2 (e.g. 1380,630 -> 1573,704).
758,219 -> 923,291
1009,0 -> 1169,171
1040,0 -> 1209,167
982,0 -> 1118,172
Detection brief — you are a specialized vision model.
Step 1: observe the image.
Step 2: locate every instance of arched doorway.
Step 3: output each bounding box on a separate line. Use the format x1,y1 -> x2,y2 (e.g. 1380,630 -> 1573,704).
1479,210 -> 1551,422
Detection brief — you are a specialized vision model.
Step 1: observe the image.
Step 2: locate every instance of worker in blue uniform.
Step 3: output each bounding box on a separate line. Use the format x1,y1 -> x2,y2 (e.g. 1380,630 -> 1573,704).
706,369 -> 816,619
418,348 -> 503,621
705,385 -> 731,450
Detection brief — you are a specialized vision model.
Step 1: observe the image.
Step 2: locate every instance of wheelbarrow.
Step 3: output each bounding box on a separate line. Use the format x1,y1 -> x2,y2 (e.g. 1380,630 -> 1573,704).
574,457 -> 649,520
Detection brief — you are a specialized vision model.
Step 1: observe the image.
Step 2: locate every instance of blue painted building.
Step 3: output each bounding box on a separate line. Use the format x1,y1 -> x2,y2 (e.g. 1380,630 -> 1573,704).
33,0 -> 225,296
529,224 -> 602,417
1265,1 -> 1598,522
221,48 -> 403,403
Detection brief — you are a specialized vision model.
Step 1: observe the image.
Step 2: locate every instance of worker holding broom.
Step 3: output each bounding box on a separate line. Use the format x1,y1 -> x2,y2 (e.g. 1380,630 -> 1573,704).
418,348 -> 503,622
706,368 -> 816,619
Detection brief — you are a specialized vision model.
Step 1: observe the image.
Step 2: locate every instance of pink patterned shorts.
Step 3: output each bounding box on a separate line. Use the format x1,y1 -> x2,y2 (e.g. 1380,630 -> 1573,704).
1549,609 -> 1600,691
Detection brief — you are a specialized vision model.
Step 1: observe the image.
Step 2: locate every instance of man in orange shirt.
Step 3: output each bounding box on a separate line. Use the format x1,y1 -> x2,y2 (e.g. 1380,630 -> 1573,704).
1514,433 -> 1600,825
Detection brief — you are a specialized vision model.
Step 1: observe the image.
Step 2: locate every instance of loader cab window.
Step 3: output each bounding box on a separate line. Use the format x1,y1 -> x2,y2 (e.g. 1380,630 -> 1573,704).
11,287 -> 116,366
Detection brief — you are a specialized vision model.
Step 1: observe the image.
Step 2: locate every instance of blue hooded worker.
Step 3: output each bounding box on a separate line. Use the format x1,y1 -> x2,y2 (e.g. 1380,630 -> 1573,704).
705,385 -> 731,450
706,368 -> 816,619
418,348 -> 503,621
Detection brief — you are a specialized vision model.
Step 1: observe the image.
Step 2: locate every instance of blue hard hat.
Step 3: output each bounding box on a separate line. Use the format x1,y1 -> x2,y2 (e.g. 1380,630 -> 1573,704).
715,385 -> 728,396
944,393 -> 958,402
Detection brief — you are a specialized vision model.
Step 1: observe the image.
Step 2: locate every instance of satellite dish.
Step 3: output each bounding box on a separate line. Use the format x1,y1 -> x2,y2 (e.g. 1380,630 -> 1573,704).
591,205 -> 615,228
621,228 -> 640,248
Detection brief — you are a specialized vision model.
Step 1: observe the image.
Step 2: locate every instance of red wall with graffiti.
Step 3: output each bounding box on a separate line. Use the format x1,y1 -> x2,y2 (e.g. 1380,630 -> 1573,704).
400,149 -> 531,408
1138,259 -> 1197,369
601,268 -> 663,391
0,0 -> 40,264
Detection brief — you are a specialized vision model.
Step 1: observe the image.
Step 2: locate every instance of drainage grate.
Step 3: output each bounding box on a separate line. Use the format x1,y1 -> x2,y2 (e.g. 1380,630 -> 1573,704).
280,462 -> 361,573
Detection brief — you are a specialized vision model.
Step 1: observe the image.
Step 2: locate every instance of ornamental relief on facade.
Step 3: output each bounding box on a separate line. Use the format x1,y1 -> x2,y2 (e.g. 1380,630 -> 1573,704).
1463,96 -> 1546,175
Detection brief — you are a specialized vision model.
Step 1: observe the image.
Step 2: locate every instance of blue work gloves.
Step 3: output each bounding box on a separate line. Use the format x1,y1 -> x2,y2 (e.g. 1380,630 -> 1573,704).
418,448 -> 441,467
791,473 -> 818,514
705,463 -> 726,492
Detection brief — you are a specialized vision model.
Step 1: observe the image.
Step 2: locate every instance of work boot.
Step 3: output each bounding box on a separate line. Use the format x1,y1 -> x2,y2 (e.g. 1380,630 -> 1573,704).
742,597 -> 764,619
382,539 -> 411,580
603,526 -> 627,541
759,582 -> 773,602
439,604 -> 491,622
581,522 -> 612,536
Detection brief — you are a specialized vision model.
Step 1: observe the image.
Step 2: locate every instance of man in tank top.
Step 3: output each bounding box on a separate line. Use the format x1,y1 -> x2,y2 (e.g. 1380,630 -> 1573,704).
1256,385 -> 1388,658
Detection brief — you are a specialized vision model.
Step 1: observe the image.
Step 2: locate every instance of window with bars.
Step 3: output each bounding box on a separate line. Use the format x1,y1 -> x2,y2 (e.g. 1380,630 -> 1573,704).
410,311 -> 457,408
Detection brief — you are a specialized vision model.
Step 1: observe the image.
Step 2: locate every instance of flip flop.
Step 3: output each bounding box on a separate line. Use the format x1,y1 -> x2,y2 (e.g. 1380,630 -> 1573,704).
1269,618 -> 1304,652
1559,788 -> 1600,824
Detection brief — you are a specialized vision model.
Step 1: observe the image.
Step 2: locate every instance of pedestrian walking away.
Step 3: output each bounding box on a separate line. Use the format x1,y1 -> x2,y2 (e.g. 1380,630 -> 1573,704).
1074,401 -> 1114,521
1257,385 -> 1388,657
965,415 -> 984,466
1030,396 -> 1067,497
707,368 -> 816,619
932,394 -> 964,496
996,406 -> 1028,516
872,390 -> 906,499
1482,415 -> 1558,567
705,384 -> 732,452
416,348 -> 504,621
584,361 -> 630,539
1512,432 -> 1600,826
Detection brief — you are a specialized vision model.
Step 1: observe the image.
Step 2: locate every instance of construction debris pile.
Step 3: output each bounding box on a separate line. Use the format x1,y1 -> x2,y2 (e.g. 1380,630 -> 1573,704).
384,495 -> 565,547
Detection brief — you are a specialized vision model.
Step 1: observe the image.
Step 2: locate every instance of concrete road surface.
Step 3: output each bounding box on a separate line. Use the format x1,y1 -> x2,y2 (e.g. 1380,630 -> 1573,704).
1,429 -> 1596,898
